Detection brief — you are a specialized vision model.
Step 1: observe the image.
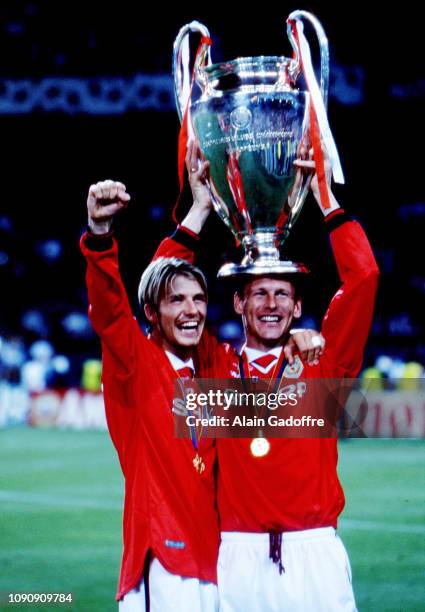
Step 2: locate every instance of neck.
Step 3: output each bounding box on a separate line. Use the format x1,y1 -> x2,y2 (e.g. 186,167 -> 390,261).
150,329 -> 194,362
245,333 -> 288,353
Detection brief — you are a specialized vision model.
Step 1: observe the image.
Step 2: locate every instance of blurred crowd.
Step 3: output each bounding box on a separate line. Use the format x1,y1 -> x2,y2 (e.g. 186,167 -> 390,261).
0,337 -> 102,393
0,195 -> 423,393
0,2 -> 423,392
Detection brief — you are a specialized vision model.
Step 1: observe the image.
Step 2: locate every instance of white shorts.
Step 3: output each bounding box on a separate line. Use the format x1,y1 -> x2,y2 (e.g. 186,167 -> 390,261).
119,557 -> 218,612
218,528 -> 357,612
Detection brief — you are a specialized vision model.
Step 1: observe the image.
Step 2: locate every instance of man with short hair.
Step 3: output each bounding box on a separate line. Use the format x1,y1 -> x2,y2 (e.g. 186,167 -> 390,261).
81,180 -> 224,611
167,142 -> 379,611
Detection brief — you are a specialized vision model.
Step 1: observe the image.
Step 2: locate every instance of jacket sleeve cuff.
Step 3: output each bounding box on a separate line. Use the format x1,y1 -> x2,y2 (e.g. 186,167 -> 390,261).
324,209 -> 351,233
83,229 -> 115,251
171,225 -> 200,251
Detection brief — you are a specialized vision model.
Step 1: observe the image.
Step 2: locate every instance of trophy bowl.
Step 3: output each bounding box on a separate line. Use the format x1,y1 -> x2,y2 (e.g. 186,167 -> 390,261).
192,55 -> 310,276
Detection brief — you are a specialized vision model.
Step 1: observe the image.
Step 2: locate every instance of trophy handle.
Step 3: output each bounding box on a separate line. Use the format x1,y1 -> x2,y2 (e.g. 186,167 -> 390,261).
173,21 -> 212,123
286,10 -> 329,108
281,10 -> 333,237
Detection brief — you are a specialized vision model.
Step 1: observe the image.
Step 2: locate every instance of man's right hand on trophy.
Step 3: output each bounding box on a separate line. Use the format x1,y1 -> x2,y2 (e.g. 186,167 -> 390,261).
179,140 -> 217,235
293,148 -> 339,213
87,180 -> 131,235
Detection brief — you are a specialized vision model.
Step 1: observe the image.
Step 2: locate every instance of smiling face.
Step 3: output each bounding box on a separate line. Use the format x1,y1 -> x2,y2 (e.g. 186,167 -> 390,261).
144,274 -> 207,360
234,277 -> 301,351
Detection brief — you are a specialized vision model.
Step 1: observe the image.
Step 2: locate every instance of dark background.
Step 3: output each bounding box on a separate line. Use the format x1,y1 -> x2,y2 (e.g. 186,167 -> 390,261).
0,1 -> 423,383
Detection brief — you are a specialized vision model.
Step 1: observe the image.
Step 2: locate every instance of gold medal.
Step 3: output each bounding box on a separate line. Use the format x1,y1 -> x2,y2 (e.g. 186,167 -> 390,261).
250,437 -> 270,457
193,453 -> 206,474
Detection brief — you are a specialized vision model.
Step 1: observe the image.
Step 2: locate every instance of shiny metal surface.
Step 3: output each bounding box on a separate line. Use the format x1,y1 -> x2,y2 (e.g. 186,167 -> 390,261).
173,12 -> 329,278
287,10 -> 329,108
192,54 -> 312,273
173,21 -> 211,122
219,259 -> 309,278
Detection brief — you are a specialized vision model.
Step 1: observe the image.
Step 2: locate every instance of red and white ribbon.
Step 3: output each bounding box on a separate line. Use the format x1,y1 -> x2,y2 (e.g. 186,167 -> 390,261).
174,32 -> 212,222
291,19 -> 344,185
180,34 -> 195,142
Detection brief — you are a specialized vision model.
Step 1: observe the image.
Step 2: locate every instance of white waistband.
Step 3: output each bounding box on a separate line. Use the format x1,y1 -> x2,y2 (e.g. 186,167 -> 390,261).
221,527 -> 335,543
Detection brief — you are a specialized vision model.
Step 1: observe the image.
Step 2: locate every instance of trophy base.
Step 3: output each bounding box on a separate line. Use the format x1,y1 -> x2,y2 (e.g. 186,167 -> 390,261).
218,260 -> 309,278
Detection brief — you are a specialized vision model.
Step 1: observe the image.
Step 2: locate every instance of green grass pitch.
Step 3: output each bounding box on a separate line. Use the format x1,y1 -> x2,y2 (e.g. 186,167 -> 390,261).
0,430 -> 424,611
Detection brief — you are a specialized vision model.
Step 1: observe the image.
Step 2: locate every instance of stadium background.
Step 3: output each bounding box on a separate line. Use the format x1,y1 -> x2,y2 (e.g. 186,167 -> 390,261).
0,2 -> 424,611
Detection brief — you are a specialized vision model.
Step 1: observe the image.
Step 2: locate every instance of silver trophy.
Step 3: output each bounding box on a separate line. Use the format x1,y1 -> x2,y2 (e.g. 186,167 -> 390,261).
173,11 -> 333,277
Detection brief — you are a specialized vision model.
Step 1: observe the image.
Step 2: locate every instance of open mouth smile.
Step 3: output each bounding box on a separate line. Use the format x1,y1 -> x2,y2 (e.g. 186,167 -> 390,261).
177,321 -> 200,332
258,315 -> 282,323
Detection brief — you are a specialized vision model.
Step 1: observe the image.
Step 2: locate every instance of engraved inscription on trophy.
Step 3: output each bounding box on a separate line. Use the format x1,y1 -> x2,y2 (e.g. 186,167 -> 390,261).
202,130 -> 294,152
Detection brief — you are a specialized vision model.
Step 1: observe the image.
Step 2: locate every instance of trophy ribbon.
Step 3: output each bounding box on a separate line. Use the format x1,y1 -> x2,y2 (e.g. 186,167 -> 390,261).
173,22 -> 212,223
288,16 -> 344,183
172,36 -> 212,223
177,35 -> 211,191
287,12 -> 344,211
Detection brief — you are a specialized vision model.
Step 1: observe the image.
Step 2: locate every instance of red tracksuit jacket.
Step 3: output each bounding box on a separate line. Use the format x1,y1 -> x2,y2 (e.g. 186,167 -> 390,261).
81,232 -> 230,600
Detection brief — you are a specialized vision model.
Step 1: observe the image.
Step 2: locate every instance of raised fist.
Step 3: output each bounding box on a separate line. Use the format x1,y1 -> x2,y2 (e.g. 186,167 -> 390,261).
87,179 -> 131,234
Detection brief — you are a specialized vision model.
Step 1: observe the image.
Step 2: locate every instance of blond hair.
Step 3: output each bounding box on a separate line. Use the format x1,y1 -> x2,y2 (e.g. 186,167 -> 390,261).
138,257 -> 208,308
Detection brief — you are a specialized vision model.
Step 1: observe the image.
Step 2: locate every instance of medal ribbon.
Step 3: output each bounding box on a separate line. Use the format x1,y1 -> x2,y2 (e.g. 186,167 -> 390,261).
176,376 -> 208,455
239,350 -> 288,393
239,351 -> 288,443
